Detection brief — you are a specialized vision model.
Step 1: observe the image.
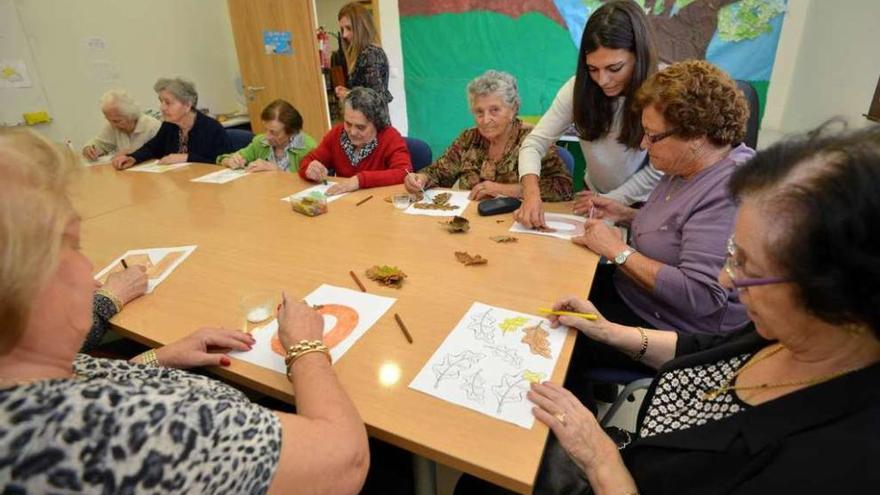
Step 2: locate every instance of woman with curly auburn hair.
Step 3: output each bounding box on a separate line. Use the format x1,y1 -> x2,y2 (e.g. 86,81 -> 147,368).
574,59 -> 753,336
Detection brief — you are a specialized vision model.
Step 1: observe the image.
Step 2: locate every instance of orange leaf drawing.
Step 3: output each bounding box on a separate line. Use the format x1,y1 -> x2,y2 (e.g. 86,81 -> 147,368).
521,323 -> 552,358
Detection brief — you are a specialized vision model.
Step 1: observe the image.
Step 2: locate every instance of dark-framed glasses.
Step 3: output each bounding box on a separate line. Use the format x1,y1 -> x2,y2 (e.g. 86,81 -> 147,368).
644,127 -> 677,145
724,236 -> 790,290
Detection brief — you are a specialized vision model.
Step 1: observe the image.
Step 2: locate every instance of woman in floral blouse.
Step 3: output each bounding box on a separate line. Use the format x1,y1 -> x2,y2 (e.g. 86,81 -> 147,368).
404,70 -> 572,202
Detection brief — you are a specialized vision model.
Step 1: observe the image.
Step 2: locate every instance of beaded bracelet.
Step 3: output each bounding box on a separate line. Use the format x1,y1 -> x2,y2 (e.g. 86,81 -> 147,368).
137,349 -> 160,367
632,326 -> 649,362
285,340 -> 331,379
95,288 -> 123,313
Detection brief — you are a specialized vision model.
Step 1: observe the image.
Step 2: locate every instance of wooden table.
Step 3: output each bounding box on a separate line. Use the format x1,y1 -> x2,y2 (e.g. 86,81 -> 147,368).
76,163 -> 599,494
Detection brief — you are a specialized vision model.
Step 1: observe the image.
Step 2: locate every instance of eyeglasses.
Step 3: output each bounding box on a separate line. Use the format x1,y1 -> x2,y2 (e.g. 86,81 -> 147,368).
644,128 -> 677,145
724,236 -> 789,290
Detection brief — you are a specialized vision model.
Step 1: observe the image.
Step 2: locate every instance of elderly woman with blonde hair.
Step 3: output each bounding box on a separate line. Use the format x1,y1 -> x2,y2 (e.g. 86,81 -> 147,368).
81,90 -> 160,161
405,70 -> 572,201
0,130 -> 369,493
113,77 -> 231,169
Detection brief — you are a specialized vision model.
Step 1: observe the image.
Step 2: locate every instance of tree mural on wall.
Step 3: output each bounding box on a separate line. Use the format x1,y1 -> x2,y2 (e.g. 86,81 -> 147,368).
642,0 -> 738,62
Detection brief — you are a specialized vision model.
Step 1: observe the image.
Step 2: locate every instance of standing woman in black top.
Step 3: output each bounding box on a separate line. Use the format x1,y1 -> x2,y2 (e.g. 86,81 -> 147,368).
334,2 -> 392,105
112,77 -> 231,169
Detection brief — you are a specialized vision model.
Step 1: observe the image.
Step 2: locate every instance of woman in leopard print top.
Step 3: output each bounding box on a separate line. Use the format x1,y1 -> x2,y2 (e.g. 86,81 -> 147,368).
0,129 -> 369,494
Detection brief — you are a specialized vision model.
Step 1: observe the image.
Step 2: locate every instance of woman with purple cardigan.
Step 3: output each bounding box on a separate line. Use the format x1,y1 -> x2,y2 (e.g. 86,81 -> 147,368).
575,60 -> 752,337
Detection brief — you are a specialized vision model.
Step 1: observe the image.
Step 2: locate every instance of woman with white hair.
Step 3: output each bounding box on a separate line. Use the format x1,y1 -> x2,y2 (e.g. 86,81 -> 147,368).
405,70 -> 572,201
112,77 -> 231,169
81,90 -> 160,161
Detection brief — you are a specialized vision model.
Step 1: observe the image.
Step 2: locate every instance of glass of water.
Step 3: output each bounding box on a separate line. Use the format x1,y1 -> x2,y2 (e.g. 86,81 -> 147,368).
392,193 -> 412,210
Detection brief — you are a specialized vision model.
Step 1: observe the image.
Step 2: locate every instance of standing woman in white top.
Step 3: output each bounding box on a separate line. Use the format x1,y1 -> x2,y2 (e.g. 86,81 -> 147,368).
515,0 -> 662,228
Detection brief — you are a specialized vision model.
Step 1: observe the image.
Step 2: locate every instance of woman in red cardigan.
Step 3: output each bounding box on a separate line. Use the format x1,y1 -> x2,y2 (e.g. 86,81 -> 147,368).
299,87 -> 411,195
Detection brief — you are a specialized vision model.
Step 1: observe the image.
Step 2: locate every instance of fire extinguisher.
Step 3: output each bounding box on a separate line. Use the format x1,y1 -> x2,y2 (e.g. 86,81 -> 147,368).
317,27 -> 330,70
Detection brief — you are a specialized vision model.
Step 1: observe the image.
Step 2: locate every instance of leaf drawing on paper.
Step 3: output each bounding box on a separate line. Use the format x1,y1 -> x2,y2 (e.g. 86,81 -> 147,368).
522,370 -> 546,384
432,350 -> 485,388
455,251 -> 488,266
521,322 -> 552,359
468,309 -> 497,343
483,344 -> 523,367
498,316 -> 529,335
492,369 -> 545,414
460,369 -> 486,403
413,192 -> 456,210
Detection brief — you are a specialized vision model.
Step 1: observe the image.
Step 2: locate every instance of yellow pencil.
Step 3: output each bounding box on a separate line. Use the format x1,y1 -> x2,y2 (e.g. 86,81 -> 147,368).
537,308 -> 598,321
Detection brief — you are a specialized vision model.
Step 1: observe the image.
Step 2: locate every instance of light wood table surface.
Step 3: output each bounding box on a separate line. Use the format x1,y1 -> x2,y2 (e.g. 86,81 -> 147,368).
76,163 -> 599,494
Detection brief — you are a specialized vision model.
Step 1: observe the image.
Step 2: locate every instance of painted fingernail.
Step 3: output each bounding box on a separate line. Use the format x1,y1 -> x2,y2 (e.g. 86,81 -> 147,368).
220,356 -> 231,366
277,303 -> 282,312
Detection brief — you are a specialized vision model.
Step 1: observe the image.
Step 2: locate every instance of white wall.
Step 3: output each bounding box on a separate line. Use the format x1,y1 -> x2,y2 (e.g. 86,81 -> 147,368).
762,0 -> 880,146
12,0 -> 241,147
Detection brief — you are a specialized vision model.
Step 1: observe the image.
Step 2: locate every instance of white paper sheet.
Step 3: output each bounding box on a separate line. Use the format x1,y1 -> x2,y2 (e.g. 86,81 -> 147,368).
81,154 -> 113,167
93,245 -> 197,293
409,302 -> 568,429
403,189 -> 471,217
127,161 -> 188,173
191,168 -> 248,184
509,212 -> 586,240
230,284 -> 396,373
281,182 -> 349,203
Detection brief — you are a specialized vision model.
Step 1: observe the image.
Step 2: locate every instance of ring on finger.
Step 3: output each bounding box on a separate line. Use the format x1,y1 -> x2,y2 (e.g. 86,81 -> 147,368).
554,412 -> 566,425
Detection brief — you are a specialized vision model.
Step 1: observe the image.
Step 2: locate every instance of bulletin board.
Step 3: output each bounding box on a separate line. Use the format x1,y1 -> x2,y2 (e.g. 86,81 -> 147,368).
0,0 -> 50,127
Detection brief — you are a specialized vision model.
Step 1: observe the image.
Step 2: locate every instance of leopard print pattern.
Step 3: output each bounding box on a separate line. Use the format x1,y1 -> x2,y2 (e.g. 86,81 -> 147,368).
0,354 -> 281,494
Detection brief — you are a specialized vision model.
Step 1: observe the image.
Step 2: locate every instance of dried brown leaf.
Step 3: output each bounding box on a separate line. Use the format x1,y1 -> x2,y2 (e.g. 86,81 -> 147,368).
455,251 -> 488,266
440,216 -> 470,233
489,235 -> 518,243
365,265 -> 408,288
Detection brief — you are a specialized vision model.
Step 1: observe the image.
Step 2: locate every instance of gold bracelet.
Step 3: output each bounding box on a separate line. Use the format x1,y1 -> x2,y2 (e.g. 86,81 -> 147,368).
632,326 -> 648,362
95,288 -> 123,313
285,340 -> 331,379
138,349 -> 160,367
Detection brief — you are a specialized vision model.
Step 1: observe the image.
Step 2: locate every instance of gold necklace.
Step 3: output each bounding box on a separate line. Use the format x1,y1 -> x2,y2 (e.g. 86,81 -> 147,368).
701,344 -> 861,401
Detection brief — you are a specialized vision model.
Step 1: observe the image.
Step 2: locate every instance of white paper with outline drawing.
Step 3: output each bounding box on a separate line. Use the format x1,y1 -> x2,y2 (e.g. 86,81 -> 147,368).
409,302 -> 568,429
230,284 -> 396,373
281,182 -> 349,203
403,189 -> 471,217
510,212 -> 587,240
127,160 -> 189,173
93,245 -> 197,293
191,168 -> 248,184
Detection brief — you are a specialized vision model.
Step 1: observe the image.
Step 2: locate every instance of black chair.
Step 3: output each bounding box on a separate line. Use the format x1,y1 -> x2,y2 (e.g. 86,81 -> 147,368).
736,80 -> 760,149
227,128 -> 255,151
404,137 -> 433,171
555,144 -> 575,177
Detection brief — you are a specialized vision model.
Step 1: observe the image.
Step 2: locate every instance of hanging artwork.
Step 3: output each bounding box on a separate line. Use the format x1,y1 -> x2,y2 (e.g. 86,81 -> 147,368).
409,302 -> 569,428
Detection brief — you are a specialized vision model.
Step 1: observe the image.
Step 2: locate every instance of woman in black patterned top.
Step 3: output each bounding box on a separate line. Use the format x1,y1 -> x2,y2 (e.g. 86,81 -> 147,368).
456,124 -> 880,494
335,2 -> 393,105
0,129 -> 369,494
